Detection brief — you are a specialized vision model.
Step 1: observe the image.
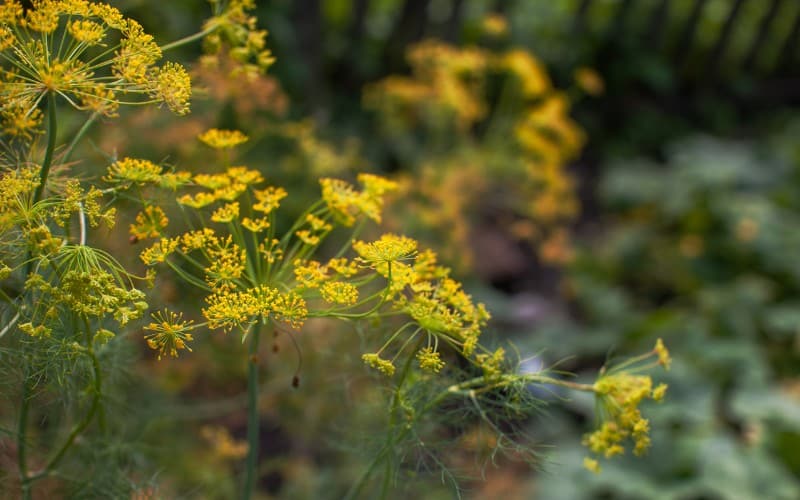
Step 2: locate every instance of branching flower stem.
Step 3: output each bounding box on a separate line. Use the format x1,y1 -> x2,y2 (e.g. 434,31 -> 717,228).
242,321 -> 264,500
32,94 -> 58,205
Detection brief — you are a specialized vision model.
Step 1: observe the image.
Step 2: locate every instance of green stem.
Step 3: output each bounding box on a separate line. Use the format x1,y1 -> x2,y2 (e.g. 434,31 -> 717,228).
61,112 -> 99,166
17,370 -> 31,500
32,93 -> 58,205
242,322 -> 263,500
346,338 -> 421,499
160,26 -> 217,52
24,322 -> 103,487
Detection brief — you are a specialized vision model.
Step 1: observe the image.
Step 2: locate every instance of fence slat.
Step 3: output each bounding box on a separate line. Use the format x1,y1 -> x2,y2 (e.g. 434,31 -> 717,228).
644,0 -> 670,49
706,0 -> 747,77
673,0 -> 708,66
777,3 -> 800,72
743,0 -> 782,72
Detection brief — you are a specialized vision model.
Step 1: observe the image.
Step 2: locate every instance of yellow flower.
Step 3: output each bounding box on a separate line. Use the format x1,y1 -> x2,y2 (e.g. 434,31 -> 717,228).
353,234 -> 418,265
362,353 -> 395,376
583,457 -> 601,474
654,338 -> 671,370
320,281 -> 359,305
211,202 -> 240,223
198,128 -> 249,149
151,61 -> 192,115
574,66 -> 604,96
416,347 -> 445,373
502,49 -> 551,97
144,310 -> 195,360
241,217 -> 270,232
105,158 -> 163,184
0,1 -> 190,131
140,237 -> 179,265
481,13 -> 508,37
252,186 -> 287,214
130,206 -> 168,240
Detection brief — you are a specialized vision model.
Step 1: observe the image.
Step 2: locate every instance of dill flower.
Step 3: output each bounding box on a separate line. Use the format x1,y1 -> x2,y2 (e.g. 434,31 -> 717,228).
130,206 -> 168,240
294,259 -> 328,289
574,66 -> 604,96
0,0 -> 192,135
252,186 -> 287,214
144,310 -> 195,360
481,13 -> 508,37
198,128 -> 249,149
320,281 -> 359,306
501,49 -> 551,97
654,338 -> 671,370
151,61 -> 192,115
140,237 -> 179,265
362,353 -> 395,376
416,346 -> 445,373
353,234 -> 418,265
211,202 -> 240,223
105,158 -> 163,185
241,216 -> 269,232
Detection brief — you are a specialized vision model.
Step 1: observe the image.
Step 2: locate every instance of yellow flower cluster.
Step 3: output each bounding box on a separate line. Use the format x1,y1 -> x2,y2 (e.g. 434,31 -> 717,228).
353,234 -> 418,265
0,0 -> 192,139
319,174 -> 399,226
320,281 -> 359,305
25,268 -> 147,326
144,310 -> 195,360
198,128 -> 249,149
364,39 -> 585,267
201,0 -> 275,78
130,206 -> 169,240
582,339 -> 671,470
203,285 -> 306,332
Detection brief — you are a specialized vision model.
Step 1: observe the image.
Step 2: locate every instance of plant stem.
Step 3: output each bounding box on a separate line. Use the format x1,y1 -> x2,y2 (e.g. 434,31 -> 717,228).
61,112 -> 99,165
242,322 -> 263,500
32,93 -> 58,205
24,321 -> 104,487
17,370 -> 31,500
160,26 -> 217,52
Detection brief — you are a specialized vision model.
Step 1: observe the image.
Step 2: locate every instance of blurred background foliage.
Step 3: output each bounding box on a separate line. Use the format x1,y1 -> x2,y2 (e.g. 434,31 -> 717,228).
4,0 -> 800,498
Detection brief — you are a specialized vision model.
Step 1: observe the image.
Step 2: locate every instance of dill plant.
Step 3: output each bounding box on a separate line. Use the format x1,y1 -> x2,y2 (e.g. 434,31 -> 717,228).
0,1 -> 671,498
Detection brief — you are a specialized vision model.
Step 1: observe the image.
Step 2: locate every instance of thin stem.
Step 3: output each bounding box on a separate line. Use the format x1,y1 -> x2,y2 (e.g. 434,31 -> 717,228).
242,322 -> 263,500
32,93 -> 58,205
61,112 -> 99,165
24,321 -> 104,487
160,26 -> 218,53
17,369 -> 31,499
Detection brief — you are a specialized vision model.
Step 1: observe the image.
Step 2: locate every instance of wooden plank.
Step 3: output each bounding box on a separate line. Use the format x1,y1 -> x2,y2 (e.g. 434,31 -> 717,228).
706,0 -> 747,77
673,0 -> 709,65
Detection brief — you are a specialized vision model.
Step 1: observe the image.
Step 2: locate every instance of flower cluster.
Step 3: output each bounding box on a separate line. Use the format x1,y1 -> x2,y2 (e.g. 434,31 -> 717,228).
582,339 -> 671,471
364,39 -> 584,266
0,0 -> 192,139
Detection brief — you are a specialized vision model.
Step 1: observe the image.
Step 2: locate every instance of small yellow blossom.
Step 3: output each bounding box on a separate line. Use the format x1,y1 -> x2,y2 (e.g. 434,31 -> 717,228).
654,338 -> 671,370
130,206 -> 169,240
353,234 -> 418,265
211,202 -> 240,223
151,62 -> 192,115
416,346 -> 445,373
320,281 -> 359,305
198,128 -> 249,149
105,158 -> 163,184
144,310 -> 195,360
362,353 -> 395,376
241,217 -> 270,232
252,186 -> 287,214
583,457 -> 601,474
140,237 -> 179,265
574,66 -> 604,96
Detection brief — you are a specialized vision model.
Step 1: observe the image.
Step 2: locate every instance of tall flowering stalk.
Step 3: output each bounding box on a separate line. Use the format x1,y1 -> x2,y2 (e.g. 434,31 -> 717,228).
0,1 -> 274,497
